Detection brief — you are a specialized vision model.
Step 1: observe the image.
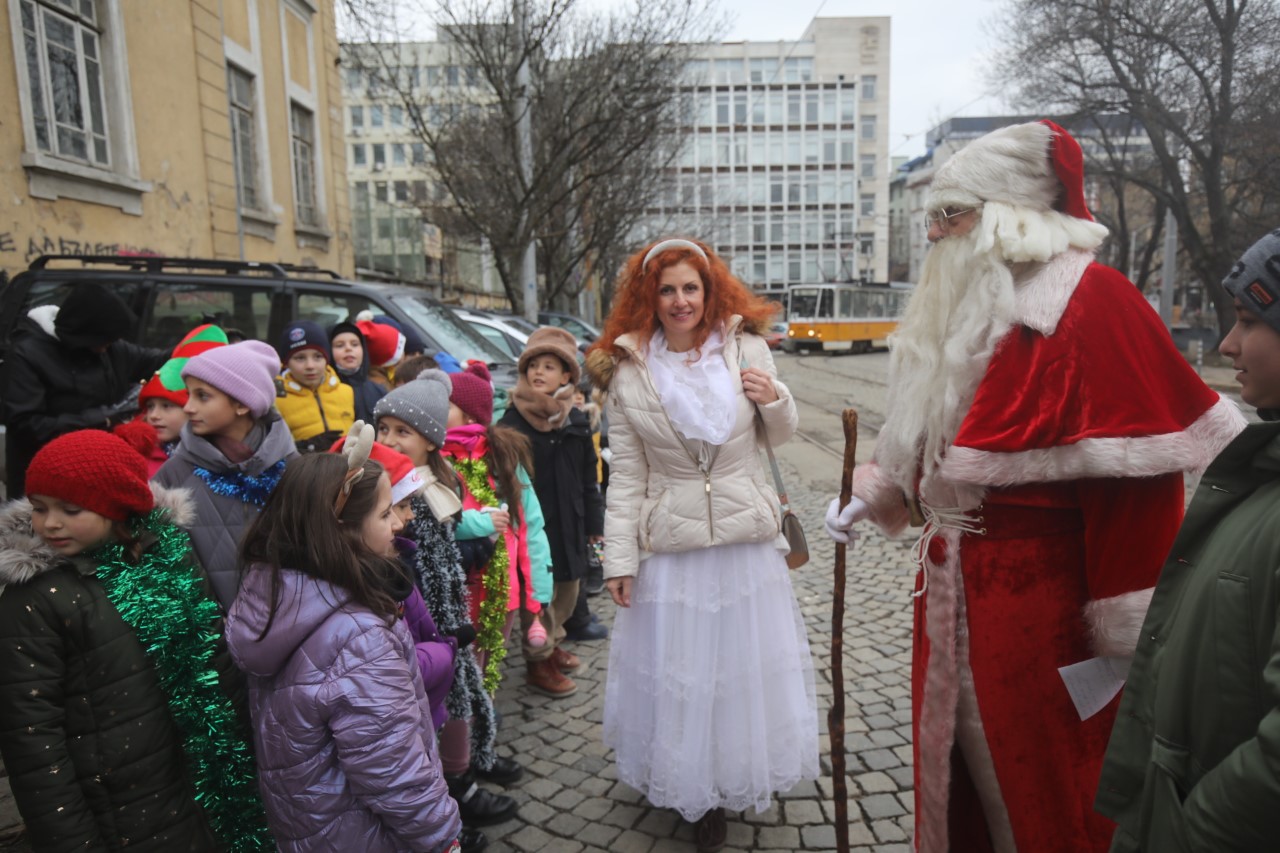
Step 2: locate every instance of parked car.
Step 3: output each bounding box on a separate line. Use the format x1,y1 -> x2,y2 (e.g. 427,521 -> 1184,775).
454,308 -> 532,360
538,311 -> 600,345
0,255 -> 518,389
765,321 -> 788,350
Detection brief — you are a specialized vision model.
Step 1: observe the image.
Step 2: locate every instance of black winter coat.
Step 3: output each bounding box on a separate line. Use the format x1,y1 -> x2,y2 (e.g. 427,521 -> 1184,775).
500,406 -> 604,582
0,490 -> 226,853
1,313 -> 167,495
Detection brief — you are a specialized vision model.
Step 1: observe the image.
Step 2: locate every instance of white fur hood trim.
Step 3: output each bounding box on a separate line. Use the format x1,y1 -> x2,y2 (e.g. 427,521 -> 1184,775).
0,484 -> 197,586
1011,249 -> 1095,336
28,304 -> 59,338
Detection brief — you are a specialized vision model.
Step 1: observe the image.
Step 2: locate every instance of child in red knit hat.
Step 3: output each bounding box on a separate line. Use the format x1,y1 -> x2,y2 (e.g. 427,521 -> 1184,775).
0,423 -> 270,852
442,363 -> 558,694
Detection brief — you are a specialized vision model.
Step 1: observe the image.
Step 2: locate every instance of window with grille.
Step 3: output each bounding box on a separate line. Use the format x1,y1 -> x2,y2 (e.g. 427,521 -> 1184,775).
227,64 -> 260,210
290,102 -> 317,225
19,0 -> 110,166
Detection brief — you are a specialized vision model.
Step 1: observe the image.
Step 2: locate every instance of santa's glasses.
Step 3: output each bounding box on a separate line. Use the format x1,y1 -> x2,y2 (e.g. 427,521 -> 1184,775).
923,206 -> 981,232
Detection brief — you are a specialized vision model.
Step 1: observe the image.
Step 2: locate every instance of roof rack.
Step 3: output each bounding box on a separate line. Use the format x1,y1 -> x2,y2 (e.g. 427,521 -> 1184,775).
270,263 -> 346,280
28,255 -> 290,277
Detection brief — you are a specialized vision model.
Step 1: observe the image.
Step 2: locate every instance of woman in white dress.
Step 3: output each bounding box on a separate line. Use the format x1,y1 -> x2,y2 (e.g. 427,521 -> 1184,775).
585,238 -> 819,853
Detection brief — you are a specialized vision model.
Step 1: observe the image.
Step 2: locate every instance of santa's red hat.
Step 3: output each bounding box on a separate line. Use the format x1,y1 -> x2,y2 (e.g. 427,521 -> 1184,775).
930,120 -> 1095,216
928,119 -> 1108,259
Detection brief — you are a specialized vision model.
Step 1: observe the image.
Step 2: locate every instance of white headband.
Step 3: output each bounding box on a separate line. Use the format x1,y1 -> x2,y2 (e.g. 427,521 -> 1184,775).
642,239 -> 708,270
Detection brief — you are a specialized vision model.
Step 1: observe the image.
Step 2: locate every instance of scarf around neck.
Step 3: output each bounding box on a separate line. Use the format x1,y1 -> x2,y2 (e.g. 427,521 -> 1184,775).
510,375 -> 575,433
443,422 -> 489,459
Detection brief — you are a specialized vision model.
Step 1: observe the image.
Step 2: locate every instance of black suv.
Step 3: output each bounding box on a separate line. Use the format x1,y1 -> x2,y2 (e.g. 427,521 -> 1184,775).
0,256 -> 516,388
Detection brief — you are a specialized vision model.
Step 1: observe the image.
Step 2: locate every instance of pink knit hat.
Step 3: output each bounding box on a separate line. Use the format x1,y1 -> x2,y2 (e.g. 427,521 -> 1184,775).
180,340 -> 281,419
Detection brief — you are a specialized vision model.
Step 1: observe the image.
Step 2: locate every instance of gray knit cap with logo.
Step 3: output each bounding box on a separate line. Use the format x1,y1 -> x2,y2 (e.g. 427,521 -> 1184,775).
373,368 -> 452,447
1223,228 -> 1280,333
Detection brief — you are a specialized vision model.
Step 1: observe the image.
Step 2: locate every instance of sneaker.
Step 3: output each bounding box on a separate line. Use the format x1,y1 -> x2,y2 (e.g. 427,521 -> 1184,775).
445,770 -> 518,826
525,658 -> 578,697
550,646 -> 581,673
474,754 -> 523,787
564,620 -> 609,642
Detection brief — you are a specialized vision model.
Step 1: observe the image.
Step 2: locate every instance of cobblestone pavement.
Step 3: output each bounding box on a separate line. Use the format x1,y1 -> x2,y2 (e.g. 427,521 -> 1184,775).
0,350 -> 1252,852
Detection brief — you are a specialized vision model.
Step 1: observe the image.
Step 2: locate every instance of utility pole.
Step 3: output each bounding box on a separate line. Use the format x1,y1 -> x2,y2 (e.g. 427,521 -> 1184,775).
1159,206 -> 1177,328
515,1 -> 538,322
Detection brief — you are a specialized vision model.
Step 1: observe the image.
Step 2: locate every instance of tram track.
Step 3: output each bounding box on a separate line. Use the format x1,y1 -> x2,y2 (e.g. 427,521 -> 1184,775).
774,351 -> 890,460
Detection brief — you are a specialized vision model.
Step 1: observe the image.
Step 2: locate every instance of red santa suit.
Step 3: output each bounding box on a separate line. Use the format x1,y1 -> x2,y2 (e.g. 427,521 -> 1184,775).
852,245 -> 1245,847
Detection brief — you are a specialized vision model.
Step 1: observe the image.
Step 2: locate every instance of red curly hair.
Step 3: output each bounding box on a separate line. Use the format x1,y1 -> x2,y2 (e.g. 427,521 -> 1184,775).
593,239 -> 777,357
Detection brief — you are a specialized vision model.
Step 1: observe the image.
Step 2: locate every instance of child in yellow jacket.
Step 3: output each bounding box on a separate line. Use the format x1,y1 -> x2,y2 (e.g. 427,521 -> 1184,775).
275,320 -> 355,453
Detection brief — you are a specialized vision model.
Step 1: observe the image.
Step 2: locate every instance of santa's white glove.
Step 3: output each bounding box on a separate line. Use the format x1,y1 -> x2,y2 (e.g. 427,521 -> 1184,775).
825,496 -> 869,544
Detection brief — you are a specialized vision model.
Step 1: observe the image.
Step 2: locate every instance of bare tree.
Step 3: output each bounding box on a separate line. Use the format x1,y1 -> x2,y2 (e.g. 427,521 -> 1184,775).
341,0 -> 723,313
991,0 -> 1280,334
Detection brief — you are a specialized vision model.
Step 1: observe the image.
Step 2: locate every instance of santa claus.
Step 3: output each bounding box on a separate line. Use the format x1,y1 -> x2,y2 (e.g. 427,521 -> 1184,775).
825,120 -> 1246,853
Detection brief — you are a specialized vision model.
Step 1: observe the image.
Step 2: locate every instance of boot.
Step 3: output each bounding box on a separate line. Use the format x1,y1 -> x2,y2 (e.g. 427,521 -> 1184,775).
445,769 -> 517,826
459,827 -> 489,853
550,646 -> 581,673
525,658 -> 578,697
474,754 -> 523,787
694,807 -> 726,853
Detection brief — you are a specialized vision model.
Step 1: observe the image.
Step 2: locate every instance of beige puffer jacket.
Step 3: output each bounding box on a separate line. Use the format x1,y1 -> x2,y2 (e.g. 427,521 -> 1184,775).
587,316 -> 798,579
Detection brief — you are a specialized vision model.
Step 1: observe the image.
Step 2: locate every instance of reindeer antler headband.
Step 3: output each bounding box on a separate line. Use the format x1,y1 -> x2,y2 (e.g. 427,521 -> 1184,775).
642,239 -> 707,271
334,420 -> 375,517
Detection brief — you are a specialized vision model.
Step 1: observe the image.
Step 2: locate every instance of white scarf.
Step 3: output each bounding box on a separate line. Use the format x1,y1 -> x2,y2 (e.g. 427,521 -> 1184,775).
646,328 -> 737,446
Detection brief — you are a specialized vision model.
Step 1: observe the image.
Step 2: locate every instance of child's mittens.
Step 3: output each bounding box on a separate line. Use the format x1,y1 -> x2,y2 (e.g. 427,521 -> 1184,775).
451,624 -> 477,649
526,617 -> 548,648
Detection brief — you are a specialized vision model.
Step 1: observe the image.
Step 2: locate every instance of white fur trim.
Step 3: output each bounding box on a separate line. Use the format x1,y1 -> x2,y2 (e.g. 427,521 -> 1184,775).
915,525 -> 962,853
28,304 -> 59,338
1084,587 -> 1154,657
849,462 -> 911,537
940,395 -> 1247,487
0,499 -> 57,586
1012,249 -> 1094,335
150,483 -> 197,528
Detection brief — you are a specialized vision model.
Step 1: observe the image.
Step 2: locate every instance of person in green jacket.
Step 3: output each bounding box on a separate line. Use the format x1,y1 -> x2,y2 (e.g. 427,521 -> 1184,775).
1095,228 -> 1280,852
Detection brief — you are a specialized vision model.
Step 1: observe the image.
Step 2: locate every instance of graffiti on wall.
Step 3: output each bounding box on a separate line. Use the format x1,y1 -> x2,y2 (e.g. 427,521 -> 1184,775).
0,232 -> 160,264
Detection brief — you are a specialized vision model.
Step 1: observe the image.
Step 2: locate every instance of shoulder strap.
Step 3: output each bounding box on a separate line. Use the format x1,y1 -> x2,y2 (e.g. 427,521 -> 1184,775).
741,344 -> 790,513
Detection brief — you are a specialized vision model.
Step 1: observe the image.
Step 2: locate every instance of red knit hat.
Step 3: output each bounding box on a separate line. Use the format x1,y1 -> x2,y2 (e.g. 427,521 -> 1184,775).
138,324 -> 229,409
25,422 -> 157,521
328,434 -> 423,504
357,319 -> 406,368
449,361 -> 494,425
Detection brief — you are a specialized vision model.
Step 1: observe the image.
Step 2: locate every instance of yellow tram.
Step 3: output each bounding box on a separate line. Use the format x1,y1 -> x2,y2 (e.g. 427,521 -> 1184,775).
782,282 -> 912,353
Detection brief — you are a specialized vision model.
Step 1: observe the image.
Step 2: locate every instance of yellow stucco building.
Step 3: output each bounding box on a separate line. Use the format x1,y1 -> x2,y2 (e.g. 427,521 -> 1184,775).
0,0 -> 352,279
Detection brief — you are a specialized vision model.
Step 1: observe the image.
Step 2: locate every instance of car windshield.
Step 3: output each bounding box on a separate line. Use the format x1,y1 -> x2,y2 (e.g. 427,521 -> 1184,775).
502,315 -> 539,335
392,295 -> 513,365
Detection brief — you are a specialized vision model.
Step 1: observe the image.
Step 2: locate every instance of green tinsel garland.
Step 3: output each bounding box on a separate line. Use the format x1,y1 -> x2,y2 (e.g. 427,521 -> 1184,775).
91,511 -> 273,851
453,457 -> 512,693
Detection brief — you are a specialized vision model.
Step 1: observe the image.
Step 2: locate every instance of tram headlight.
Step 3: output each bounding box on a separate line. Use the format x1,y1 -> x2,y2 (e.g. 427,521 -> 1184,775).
806,329 -> 815,337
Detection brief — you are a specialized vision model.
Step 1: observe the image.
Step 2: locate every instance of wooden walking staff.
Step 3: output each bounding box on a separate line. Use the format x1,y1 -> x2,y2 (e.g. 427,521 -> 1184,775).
830,408 -> 858,853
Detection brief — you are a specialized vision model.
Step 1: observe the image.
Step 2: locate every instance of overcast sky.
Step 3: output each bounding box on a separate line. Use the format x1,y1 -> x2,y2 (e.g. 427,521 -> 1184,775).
618,0 -> 1012,161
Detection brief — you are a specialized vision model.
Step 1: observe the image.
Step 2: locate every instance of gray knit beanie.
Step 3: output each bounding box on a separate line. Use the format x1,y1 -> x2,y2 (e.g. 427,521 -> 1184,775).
1223,228 -> 1280,333
373,368 -> 452,447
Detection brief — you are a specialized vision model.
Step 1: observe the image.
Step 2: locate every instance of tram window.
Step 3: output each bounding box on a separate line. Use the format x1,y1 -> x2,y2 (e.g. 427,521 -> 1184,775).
853,291 -> 869,316
839,289 -> 853,318
819,289 -> 834,318
790,289 -> 819,318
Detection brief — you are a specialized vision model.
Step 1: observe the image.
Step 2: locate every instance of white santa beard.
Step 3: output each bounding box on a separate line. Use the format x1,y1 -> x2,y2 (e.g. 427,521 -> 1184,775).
877,229 -> 1017,492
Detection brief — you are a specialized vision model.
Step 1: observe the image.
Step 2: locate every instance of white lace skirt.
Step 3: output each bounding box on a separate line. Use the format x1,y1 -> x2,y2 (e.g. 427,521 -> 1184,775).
602,541 -> 820,821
